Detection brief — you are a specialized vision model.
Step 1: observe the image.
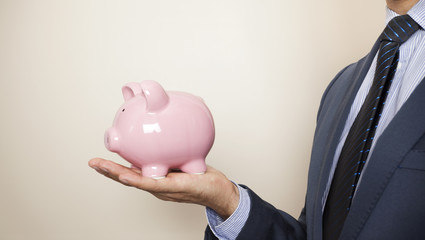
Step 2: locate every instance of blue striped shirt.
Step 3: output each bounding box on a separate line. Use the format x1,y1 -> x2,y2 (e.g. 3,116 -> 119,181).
207,1 -> 425,239
322,1 -> 425,210
206,183 -> 250,239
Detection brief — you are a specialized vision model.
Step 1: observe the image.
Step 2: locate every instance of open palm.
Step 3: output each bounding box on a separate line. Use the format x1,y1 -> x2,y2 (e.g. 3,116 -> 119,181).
88,158 -> 239,219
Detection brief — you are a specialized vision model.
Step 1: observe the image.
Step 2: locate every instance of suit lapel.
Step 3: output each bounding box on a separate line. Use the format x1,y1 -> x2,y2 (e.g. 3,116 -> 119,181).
339,61 -> 425,239
309,41 -> 381,239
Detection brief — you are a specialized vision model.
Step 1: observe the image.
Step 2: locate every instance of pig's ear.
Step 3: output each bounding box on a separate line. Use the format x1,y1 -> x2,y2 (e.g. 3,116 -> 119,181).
140,80 -> 169,113
122,82 -> 142,102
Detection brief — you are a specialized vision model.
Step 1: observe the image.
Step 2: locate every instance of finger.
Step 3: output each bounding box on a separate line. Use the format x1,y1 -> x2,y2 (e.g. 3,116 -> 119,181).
130,165 -> 142,174
89,158 -> 138,184
118,172 -> 167,192
123,167 -> 214,196
89,158 -> 113,176
90,158 -> 170,192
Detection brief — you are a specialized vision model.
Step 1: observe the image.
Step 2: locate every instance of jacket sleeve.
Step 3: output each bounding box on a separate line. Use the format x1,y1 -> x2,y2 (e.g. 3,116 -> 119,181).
205,185 -> 307,240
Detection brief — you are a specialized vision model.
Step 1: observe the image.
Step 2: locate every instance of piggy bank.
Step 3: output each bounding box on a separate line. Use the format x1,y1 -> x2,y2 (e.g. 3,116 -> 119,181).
104,80 -> 215,179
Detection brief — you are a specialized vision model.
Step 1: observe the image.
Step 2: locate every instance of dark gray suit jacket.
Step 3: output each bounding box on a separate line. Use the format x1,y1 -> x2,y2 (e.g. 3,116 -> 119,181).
205,39 -> 425,240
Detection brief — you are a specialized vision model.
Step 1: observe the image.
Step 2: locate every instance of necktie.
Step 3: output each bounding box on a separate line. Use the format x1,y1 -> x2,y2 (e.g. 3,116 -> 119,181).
323,15 -> 420,240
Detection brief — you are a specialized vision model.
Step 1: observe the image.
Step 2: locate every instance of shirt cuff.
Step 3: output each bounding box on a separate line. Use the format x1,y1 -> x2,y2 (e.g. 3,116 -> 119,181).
205,183 -> 251,240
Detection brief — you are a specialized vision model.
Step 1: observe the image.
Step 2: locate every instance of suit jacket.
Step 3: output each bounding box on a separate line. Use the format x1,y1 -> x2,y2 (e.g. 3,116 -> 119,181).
205,39 -> 425,240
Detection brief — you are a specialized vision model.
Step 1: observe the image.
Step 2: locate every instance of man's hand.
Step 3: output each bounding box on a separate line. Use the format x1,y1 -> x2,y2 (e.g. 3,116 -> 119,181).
88,158 -> 240,219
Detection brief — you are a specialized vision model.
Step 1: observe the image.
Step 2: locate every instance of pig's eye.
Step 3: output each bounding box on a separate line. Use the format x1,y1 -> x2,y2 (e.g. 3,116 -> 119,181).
122,108 -> 125,112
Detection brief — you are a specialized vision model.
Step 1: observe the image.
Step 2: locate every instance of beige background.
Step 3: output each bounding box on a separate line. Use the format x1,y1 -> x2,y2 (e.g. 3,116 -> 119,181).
0,0 -> 385,239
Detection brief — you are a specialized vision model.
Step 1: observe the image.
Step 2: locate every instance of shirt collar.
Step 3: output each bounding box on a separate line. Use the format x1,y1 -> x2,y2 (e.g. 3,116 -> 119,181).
386,0 -> 425,30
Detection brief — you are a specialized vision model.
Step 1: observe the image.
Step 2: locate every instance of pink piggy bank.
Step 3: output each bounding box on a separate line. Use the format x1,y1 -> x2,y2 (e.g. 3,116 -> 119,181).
104,80 -> 215,179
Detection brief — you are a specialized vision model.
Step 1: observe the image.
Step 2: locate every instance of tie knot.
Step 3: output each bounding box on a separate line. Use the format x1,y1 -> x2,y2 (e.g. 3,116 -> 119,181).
381,15 -> 421,43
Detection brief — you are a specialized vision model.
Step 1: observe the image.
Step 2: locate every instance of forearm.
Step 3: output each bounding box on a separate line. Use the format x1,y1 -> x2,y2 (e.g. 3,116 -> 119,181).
204,178 -> 240,220
236,186 -> 307,240
205,185 -> 307,240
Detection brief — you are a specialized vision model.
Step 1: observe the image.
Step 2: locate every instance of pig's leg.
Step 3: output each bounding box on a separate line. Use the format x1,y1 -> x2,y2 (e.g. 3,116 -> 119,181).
141,165 -> 169,179
180,159 -> 207,175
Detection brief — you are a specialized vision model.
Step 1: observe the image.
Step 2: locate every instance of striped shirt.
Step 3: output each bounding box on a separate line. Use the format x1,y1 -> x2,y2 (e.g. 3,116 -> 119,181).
207,1 -> 425,239
206,183 -> 250,239
322,1 -> 425,210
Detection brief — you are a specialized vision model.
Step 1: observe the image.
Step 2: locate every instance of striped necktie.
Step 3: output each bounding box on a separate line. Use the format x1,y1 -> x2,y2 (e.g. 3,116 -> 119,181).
323,15 -> 420,240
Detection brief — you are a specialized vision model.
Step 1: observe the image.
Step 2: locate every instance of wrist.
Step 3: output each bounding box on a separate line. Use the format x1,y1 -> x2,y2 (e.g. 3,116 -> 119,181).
210,180 -> 240,220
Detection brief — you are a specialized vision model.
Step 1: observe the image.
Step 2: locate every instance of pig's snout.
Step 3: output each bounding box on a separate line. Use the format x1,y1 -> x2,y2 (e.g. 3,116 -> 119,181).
105,128 -> 120,153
